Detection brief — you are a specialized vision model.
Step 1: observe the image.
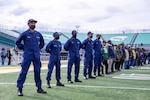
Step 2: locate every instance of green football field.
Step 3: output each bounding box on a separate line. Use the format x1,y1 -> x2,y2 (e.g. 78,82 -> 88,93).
0,62 -> 150,100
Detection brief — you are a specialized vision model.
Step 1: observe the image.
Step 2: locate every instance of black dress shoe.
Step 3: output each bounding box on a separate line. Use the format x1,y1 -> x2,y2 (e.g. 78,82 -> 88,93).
98,74 -> 104,77
68,80 -> 73,84
56,81 -> 65,86
88,75 -> 96,79
47,81 -> 51,88
18,88 -> 23,96
74,79 -> 82,82
37,88 -> 47,94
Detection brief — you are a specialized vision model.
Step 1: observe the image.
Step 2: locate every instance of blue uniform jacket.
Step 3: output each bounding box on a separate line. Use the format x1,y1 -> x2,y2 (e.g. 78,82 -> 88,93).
64,38 -> 81,57
16,29 -> 45,58
45,39 -> 61,57
93,39 -> 102,56
82,38 -> 93,56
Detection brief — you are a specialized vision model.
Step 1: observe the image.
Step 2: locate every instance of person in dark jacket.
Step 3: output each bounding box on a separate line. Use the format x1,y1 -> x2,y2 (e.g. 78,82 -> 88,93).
114,45 -> 121,71
7,49 -> 12,65
119,43 -> 126,70
107,40 -> 115,74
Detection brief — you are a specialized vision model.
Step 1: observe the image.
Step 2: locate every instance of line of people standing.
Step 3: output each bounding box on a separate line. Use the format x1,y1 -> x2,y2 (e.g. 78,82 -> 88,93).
15,19 -> 150,96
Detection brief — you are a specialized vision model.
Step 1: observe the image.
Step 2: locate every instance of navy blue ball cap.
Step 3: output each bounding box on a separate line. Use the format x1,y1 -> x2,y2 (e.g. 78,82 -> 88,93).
53,32 -> 59,37
87,31 -> 93,35
96,34 -> 101,37
108,40 -> 112,43
28,19 -> 37,24
72,30 -> 77,35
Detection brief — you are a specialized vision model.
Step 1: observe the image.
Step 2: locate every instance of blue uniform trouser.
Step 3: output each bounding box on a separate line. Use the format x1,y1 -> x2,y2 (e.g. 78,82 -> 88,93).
17,55 -> 42,88
93,55 -> 102,74
46,56 -> 61,81
1,57 -> 5,65
83,53 -> 93,77
67,54 -> 80,80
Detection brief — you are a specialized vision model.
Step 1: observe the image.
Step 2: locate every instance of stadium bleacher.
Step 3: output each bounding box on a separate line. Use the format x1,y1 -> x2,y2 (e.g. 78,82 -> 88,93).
0,28 -> 19,38
1,28 -> 150,49
134,33 -> 150,44
0,35 -> 15,46
102,33 -> 134,44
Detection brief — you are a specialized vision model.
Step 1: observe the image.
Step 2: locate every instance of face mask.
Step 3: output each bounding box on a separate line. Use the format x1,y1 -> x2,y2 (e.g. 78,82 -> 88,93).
55,36 -> 59,40
30,25 -> 35,30
90,36 -> 93,38
73,34 -> 77,38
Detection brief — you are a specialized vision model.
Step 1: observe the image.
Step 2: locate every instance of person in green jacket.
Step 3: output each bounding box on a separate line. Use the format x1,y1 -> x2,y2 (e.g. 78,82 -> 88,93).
101,40 -> 109,74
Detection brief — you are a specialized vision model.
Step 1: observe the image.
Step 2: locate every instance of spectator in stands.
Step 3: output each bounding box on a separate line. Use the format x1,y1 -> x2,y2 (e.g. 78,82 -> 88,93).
16,19 -> 46,96
102,40 -> 109,74
1,48 -> 6,65
82,31 -> 95,79
6,49 -> 12,65
124,46 -> 129,69
114,45 -> 121,71
107,40 -> 115,74
93,34 -> 103,77
46,32 -> 64,88
64,30 -> 82,83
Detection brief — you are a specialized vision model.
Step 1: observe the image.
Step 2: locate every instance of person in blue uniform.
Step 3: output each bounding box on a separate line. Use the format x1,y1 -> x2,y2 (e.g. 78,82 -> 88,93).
64,30 -> 82,83
16,19 -> 46,96
93,34 -> 103,77
46,32 -> 64,88
82,32 -> 95,79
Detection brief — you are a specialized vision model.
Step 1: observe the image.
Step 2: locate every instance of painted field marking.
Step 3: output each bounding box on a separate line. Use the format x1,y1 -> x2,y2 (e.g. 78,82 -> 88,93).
0,82 -> 150,91
138,67 -> 150,70
113,73 -> 150,80
0,65 -> 67,74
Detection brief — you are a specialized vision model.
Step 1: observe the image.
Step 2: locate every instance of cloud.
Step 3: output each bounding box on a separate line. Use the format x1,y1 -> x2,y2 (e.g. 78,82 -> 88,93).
69,1 -> 92,10
0,0 -> 150,31
10,6 -> 30,16
0,0 -> 20,7
87,15 -> 112,23
106,6 -> 121,14
87,6 -> 120,23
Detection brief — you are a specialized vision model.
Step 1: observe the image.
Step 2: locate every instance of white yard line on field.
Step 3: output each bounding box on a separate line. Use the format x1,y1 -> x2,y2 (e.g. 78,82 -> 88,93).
0,82 -> 150,91
138,67 -> 150,70
113,73 -> 150,80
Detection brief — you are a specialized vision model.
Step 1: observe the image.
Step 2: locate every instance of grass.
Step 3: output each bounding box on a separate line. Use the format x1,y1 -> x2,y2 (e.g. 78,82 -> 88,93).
0,62 -> 150,100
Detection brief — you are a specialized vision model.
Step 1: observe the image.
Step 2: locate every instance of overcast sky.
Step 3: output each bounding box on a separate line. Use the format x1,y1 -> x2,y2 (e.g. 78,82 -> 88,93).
0,0 -> 150,32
